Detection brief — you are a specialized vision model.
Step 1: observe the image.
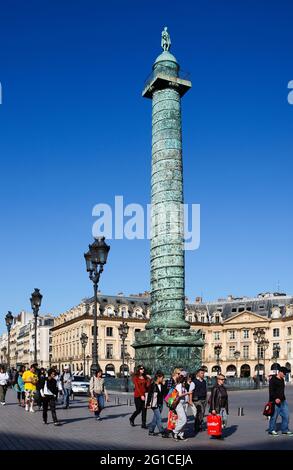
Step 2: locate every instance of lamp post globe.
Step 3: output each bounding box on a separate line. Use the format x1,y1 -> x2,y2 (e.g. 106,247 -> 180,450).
30,288 -> 43,365
5,311 -> 14,370
84,236 -> 110,376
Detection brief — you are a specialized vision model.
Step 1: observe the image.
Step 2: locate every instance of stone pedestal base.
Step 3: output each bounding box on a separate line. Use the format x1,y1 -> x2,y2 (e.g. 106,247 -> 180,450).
132,327 -> 204,376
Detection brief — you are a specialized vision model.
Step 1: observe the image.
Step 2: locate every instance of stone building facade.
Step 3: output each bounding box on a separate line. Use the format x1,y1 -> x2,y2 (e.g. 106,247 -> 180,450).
51,292 -> 293,378
0,311 -> 54,369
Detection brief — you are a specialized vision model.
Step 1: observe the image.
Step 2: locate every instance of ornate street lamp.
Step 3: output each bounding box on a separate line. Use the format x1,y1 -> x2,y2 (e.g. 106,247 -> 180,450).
234,350 -> 240,377
253,327 -> 266,389
214,344 -> 222,372
30,288 -> 43,364
118,320 -> 130,391
84,236 -> 110,376
5,311 -> 14,370
80,333 -> 88,376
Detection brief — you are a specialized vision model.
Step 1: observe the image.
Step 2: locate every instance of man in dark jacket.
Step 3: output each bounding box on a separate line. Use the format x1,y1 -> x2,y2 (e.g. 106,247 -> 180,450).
192,368 -> 208,432
268,367 -> 293,436
40,369 -> 61,426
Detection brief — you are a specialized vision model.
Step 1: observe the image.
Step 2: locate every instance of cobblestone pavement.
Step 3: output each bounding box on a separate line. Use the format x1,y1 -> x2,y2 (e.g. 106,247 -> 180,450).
1,387 -> 293,450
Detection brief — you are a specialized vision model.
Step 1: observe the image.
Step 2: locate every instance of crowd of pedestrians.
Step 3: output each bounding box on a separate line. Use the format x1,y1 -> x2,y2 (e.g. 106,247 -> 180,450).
0,361 -> 292,442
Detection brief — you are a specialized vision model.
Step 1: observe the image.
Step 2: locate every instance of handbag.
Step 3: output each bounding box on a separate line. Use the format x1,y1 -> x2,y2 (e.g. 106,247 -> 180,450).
88,397 -> 99,412
263,401 -> 275,417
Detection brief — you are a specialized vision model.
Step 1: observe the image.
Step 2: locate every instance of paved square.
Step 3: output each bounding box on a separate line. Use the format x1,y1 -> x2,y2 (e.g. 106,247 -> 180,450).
1,387 -> 293,450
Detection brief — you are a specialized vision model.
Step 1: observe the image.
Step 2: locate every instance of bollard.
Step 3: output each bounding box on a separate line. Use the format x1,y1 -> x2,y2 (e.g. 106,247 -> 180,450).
238,407 -> 244,416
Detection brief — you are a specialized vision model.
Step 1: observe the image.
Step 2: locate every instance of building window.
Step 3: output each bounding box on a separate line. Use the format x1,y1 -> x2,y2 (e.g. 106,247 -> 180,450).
229,330 -> 235,340
243,329 -> 249,339
106,327 -> 113,337
201,315 -> 205,323
135,329 -> 141,333
238,307 -> 245,313
215,315 -> 220,323
202,333 -> 206,341
246,307 -> 252,311
243,345 -> 249,359
188,316 -> 193,322
258,305 -> 265,310
287,341 -> 291,359
231,308 -> 237,313
273,328 -> 280,337
229,346 -> 236,358
288,327 -> 291,336
91,326 -> 98,336
106,344 -> 113,359
273,343 -> 280,358
214,332 -> 220,341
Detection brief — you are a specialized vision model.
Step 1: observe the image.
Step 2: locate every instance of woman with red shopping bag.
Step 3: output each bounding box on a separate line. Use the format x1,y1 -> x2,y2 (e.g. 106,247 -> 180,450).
208,374 -> 229,438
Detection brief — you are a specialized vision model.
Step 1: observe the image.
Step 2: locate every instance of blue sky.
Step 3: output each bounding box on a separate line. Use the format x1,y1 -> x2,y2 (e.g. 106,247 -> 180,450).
0,0 -> 292,332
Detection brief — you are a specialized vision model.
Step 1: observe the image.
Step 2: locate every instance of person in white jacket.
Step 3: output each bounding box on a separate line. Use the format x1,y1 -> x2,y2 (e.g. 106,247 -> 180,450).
0,366 -> 10,405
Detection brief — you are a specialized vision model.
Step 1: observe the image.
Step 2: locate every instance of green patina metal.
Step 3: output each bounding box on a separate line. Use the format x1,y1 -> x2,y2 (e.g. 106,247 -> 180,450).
133,28 -> 203,375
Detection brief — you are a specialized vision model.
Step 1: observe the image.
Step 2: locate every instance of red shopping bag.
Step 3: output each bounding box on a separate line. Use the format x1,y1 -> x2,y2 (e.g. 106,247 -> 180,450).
207,414 -> 222,436
167,410 -> 178,431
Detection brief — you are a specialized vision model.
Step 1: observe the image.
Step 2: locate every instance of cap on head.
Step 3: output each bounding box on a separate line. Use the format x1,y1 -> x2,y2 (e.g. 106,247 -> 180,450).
279,367 -> 288,375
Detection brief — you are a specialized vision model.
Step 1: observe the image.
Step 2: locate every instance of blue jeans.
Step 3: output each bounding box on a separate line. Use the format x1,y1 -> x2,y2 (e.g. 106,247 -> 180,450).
94,394 -> 105,417
149,406 -> 164,433
269,400 -> 290,433
63,388 -> 70,408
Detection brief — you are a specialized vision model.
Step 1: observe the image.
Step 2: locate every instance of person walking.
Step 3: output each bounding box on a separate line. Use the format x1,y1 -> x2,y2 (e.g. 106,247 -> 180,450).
36,367 -> 46,410
60,366 -> 72,409
0,366 -> 10,405
146,370 -> 169,438
192,368 -> 208,433
40,368 -> 61,426
89,368 -> 109,421
172,371 -> 189,441
268,366 -> 293,436
209,374 -> 229,434
184,374 -> 197,419
15,365 -> 26,407
129,365 -> 151,429
22,364 -> 38,412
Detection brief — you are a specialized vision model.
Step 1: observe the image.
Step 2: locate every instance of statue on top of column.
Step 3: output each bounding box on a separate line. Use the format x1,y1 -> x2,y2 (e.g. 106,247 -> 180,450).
161,26 -> 171,51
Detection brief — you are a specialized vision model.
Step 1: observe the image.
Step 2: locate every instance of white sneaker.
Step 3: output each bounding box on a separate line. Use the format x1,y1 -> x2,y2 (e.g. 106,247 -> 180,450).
29,408 -> 35,413
1,402 -> 5,406
25,405 -> 29,411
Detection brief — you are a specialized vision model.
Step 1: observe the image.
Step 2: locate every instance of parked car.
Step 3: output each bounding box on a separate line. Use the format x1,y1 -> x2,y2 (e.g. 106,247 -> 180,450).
71,375 -> 90,396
